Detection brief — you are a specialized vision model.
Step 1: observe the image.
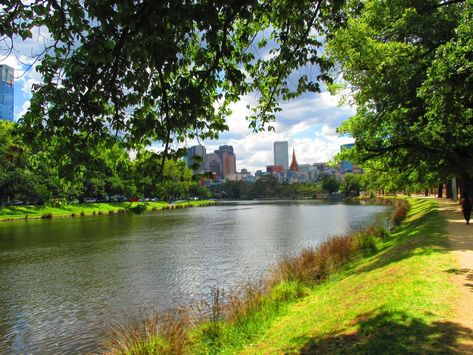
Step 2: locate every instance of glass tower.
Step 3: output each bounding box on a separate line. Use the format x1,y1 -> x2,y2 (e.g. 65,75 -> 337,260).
340,143 -> 355,173
274,141 -> 289,170
0,65 -> 14,121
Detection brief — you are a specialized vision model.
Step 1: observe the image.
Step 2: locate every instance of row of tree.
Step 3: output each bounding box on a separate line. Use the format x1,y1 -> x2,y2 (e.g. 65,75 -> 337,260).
211,174 -> 360,200
0,121 -> 210,204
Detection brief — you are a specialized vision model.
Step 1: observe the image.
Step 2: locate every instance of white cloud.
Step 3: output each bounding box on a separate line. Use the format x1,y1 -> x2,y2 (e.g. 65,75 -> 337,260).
18,100 -> 31,118
198,89 -> 356,172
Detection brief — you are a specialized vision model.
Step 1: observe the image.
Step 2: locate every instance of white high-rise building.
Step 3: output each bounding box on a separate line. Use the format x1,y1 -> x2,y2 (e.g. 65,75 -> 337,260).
273,141 -> 289,170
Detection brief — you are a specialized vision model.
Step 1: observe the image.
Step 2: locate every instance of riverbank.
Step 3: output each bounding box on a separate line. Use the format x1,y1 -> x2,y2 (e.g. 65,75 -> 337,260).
106,198 -> 462,353
0,200 -> 216,222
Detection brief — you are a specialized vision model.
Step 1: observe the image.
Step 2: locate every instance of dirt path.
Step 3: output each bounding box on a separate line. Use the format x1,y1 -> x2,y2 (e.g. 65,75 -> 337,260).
437,198 -> 473,352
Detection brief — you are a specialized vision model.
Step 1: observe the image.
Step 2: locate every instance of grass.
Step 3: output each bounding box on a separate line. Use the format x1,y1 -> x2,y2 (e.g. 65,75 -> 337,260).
0,200 -> 215,222
238,198 -> 460,354
105,198 -> 459,354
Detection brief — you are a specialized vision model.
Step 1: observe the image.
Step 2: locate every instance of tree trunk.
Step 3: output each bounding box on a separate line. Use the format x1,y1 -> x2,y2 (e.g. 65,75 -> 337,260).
424,189 -> 429,196
446,181 -> 452,199
461,174 -> 473,199
437,184 -> 443,198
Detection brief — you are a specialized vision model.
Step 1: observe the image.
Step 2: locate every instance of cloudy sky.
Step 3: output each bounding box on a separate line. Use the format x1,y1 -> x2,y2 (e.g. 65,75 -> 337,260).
2,27 -> 355,173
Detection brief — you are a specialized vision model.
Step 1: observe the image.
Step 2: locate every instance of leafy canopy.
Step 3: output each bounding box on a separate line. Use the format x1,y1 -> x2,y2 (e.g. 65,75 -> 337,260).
2,0 -> 343,160
329,0 -> 471,183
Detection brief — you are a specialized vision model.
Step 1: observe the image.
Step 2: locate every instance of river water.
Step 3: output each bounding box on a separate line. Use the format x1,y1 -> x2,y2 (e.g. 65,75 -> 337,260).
0,200 -> 389,354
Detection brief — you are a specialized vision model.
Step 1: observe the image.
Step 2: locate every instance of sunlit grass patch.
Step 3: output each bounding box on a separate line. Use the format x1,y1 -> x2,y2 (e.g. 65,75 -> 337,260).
0,200 -> 215,222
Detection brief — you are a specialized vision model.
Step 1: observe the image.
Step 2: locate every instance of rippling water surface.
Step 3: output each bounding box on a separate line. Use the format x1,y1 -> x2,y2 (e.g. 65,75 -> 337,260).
0,200 -> 390,353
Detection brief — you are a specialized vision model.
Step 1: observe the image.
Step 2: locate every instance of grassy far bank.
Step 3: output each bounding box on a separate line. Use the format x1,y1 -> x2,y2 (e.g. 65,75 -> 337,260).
107,198 -> 463,354
0,200 -> 216,221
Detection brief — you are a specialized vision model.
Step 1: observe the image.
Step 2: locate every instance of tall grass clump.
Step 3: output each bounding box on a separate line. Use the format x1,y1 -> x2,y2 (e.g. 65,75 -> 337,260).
104,309 -> 192,355
273,226 -> 387,286
391,199 -> 410,226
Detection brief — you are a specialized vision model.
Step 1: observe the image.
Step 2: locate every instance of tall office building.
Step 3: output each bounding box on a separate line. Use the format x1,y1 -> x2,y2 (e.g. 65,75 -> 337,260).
204,153 -> 221,176
274,141 -> 289,170
0,65 -> 14,121
186,145 -> 206,172
215,145 -> 236,178
340,143 -> 355,173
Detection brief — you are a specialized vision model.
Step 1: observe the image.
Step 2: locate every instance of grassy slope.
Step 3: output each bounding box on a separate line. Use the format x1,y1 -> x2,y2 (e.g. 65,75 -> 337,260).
0,200 -> 215,221
231,198 -> 460,354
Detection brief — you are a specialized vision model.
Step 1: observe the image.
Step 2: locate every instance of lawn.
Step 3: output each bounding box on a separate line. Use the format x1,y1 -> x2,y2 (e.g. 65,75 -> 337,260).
0,200 -> 215,221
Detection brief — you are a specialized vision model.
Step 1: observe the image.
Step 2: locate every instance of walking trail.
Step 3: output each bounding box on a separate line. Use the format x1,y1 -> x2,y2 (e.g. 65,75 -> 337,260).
437,198 -> 473,352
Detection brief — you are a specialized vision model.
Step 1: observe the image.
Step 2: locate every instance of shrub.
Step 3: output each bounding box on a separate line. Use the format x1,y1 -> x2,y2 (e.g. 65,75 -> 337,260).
41,213 -> 53,219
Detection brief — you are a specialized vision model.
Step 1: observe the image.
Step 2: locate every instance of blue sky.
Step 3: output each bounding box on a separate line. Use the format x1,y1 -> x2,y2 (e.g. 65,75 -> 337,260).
2,27 -> 355,173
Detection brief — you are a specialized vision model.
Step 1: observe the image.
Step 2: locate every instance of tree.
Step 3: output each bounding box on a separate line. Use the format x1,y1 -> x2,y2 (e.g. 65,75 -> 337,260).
340,173 -> 362,197
2,0 -> 344,170
320,173 -> 340,194
329,0 -> 471,191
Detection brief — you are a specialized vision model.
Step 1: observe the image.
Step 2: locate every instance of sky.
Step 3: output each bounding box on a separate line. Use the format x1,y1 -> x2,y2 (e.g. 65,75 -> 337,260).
1,27 -> 355,174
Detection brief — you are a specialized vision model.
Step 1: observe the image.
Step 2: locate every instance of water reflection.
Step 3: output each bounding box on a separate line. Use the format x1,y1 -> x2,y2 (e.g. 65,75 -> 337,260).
0,201 -> 389,353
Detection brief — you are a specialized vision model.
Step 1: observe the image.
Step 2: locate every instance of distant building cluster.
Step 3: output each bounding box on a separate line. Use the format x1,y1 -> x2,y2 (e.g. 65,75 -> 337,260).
186,144 -> 250,181
0,64 -> 14,122
186,140 -> 361,184
262,141 -> 362,183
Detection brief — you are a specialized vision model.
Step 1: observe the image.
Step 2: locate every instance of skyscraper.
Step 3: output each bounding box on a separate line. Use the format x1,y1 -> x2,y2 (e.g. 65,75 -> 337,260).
340,143 -> 355,173
204,153 -> 221,176
0,64 -> 14,122
186,145 -> 206,172
274,141 -> 289,170
215,145 -> 236,178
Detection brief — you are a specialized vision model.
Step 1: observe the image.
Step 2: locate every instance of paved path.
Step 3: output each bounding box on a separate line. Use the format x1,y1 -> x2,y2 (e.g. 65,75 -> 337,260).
438,198 -> 473,353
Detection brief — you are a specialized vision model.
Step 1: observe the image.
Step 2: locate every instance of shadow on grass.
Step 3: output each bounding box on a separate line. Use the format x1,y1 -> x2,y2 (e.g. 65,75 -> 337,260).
353,204 -> 449,275
292,310 -> 472,354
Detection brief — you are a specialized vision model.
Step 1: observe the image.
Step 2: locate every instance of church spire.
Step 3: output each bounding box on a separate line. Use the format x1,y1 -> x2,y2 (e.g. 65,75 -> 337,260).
289,147 -> 299,172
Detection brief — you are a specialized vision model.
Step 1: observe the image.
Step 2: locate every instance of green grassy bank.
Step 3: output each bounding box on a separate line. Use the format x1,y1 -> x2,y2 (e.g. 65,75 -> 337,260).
107,198 -> 461,354
239,198 -> 459,354
0,200 -> 215,222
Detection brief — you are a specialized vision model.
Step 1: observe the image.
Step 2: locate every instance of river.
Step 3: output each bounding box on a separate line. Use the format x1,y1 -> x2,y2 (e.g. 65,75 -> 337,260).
0,200 -> 390,354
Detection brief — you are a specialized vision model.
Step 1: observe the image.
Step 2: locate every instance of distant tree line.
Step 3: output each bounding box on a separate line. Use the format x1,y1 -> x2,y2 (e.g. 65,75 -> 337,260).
210,174 -> 342,200
0,121 -> 210,204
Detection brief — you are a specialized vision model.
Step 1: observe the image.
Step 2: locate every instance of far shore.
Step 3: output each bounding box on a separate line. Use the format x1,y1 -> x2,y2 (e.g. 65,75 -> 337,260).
0,200 -> 216,223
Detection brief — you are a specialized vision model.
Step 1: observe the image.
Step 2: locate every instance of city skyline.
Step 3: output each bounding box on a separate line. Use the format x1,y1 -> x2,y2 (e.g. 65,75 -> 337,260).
187,141 -> 354,177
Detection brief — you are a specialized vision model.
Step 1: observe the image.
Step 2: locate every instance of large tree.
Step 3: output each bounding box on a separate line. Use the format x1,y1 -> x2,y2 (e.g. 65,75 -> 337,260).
329,0 -> 472,191
2,0 -> 342,169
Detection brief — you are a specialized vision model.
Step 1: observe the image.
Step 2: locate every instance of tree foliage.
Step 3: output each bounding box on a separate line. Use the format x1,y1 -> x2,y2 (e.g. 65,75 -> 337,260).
0,121 -> 206,203
329,0 -> 471,187
2,0 -> 344,163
